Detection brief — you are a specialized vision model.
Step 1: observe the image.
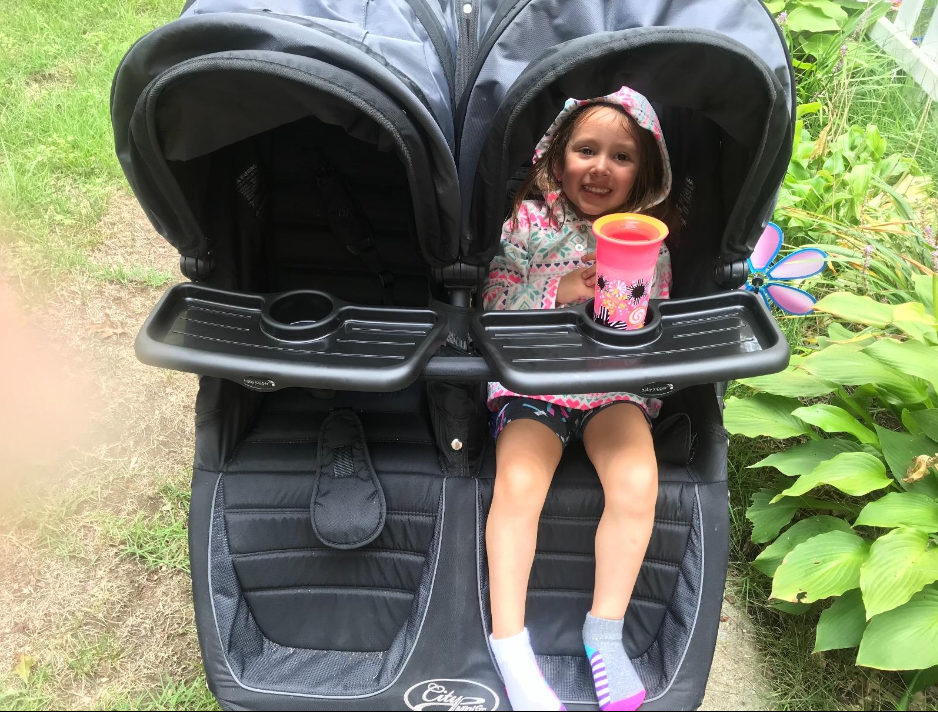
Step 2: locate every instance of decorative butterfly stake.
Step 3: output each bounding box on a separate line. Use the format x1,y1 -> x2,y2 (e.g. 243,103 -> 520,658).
746,222 -> 827,315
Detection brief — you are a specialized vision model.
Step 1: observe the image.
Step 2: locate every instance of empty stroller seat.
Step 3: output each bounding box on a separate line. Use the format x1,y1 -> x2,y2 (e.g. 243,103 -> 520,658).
112,0 -> 795,709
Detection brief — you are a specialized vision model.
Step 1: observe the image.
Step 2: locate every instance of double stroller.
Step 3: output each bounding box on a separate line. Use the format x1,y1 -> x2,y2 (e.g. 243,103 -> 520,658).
111,1 -> 795,709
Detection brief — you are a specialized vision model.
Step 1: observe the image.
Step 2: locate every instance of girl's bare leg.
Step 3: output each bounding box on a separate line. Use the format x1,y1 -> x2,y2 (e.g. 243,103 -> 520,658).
580,402 -> 657,711
582,402 -> 658,619
486,417 -> 567,711
487,418 -> 563,639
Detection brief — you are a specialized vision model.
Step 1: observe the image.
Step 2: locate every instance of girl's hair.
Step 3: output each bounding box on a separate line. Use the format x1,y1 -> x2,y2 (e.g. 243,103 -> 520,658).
510,103 -> 670,230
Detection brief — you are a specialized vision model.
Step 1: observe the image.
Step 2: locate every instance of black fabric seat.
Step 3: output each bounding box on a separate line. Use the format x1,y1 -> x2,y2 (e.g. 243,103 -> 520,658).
187,380 -> 729,708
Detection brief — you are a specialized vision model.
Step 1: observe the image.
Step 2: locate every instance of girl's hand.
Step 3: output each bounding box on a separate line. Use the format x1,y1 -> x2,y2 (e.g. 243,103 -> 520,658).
556,252 -> 597,305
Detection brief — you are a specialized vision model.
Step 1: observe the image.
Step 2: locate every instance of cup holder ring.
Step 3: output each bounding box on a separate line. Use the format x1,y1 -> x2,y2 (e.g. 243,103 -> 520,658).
579,299 -> 664,344
261,291 -> 337,341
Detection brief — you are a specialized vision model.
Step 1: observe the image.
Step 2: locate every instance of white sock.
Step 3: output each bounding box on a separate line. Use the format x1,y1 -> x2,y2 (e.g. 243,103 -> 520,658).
490,628 -> 565,711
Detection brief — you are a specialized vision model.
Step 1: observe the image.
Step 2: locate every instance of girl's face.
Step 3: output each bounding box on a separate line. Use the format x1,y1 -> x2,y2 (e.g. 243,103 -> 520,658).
559,105 -> 640,219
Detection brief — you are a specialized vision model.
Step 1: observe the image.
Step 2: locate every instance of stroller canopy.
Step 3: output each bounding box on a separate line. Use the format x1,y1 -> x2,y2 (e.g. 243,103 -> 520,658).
113,0 -> 792,273
112,0 -> 461,265
459,0 -> 794,263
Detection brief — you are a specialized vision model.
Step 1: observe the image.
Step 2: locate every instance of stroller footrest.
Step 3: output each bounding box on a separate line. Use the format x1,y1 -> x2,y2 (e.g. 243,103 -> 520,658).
135,284 -> 448,391
311,409 -> 387,549
471,291 -> 789,396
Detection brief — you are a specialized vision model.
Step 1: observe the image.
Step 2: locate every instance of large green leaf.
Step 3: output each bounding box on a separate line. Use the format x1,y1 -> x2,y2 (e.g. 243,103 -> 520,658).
800,32 -> 834,60
864,338 -> 938,394
876,426 -> 938,498
903,408 -> 925,436
724,394 -> 810,439
891,302 -> 938,346
829,322 -> 858,341
913,275 -> 935,313
773,452 -> 891,502
791,404 -> 879,445
814,589 -> 867,652
750,439 -> 864,477
801,347 -> 929,405
911,410 -> 938,443
803,0 -> 849,22
754,516 -> 854,576
786,4 -> 844,32
737,367 -> 835,398
747,489 -> 801,544
860,528 -> 938,618
857,585 -> 938,670
813,293 -> 894,327
865,124 -> 886,160
855,492 -> 938,532
771,530 -> 870,603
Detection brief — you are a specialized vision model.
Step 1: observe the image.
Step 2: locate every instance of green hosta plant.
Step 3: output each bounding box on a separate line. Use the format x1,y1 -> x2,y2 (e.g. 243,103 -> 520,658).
726,289 -> 938,684
766,0 -> 852,34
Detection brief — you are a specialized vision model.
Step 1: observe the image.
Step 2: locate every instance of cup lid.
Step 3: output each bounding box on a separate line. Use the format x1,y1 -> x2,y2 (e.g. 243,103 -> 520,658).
593,213 -> 668,245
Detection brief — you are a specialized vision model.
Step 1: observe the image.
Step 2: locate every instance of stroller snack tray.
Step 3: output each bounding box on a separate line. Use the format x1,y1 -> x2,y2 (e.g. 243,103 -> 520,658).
471,290 -> 789,396
136,284 -> 448,391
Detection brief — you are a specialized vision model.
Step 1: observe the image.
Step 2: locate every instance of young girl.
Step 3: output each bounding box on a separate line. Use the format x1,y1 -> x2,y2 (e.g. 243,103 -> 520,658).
483,86 -> 672,712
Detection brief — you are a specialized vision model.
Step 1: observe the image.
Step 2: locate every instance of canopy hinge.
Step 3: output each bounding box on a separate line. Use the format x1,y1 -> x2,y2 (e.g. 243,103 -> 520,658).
180,254 -> 215,282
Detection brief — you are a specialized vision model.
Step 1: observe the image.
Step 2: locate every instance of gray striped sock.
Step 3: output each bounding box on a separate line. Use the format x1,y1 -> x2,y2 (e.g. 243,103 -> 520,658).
583,613 -> 645,711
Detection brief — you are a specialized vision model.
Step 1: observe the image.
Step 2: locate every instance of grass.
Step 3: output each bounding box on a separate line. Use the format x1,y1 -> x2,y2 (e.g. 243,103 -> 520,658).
1,668 -> 217,712
102,476 -> 191,573
794,27 -> 938,184
1,465 -> 198,711
0,0 -> 179,280
66,631 -> 124,678
837,44 -> 938,180
0,664 -> 56,711
101,675 -> 220,711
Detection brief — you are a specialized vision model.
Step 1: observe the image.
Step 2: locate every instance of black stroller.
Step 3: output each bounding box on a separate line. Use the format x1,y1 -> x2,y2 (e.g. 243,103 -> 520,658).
111,1 -> 794,709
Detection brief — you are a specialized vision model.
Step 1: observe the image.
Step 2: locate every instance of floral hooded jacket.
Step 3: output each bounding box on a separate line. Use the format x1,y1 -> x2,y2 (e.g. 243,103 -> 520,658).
483,86 -> 673,417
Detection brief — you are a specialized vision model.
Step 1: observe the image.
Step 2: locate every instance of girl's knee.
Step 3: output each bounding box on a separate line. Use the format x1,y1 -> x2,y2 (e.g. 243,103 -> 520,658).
601,461 -> 658,516
493,462 -> 552,514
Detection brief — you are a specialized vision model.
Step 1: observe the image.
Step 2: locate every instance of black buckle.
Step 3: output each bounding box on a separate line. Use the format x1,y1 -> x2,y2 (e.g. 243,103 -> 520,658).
345,237 -> 374,257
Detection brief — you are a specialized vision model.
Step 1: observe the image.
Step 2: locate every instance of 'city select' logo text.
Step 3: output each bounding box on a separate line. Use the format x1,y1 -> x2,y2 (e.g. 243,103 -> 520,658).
404,679 -> 500,711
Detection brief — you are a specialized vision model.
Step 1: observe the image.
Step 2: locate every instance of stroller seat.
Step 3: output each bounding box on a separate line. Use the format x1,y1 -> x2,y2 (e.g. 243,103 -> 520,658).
479,387 -> 731,706
112,1 -> 795,709
194,382 -> 448,696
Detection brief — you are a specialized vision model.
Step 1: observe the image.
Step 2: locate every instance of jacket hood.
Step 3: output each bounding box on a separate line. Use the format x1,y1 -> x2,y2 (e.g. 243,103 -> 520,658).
532,85 -> 672,211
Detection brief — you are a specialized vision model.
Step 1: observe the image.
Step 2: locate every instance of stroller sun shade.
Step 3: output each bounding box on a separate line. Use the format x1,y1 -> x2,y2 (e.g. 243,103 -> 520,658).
111,9 -> 460,266
112,2 -> 797,710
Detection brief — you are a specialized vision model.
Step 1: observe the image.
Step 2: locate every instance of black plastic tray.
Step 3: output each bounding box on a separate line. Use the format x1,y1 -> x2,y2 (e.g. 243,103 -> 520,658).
136,284 -> 448,391
470,291 -> 789,397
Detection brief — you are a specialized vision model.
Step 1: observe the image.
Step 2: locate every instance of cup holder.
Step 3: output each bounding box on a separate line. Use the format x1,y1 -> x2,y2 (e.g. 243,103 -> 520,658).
261,291 -> 336,341
579,299 -> 663,344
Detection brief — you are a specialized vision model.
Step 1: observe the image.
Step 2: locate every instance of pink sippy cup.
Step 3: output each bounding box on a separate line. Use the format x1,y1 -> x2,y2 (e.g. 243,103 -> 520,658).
592,213 -> 669,330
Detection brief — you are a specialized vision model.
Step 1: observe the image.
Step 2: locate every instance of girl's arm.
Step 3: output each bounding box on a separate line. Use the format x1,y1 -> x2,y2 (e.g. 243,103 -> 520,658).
482,205 -> 563,311
650,245 -> 673,300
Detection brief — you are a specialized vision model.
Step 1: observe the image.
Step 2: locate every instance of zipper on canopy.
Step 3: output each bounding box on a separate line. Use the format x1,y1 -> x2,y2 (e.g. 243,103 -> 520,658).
455,0 -> 478,99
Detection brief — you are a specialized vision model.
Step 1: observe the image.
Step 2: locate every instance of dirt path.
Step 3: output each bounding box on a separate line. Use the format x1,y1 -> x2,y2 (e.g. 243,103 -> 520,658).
0,192 -> 773,709
700,601 -> 773,710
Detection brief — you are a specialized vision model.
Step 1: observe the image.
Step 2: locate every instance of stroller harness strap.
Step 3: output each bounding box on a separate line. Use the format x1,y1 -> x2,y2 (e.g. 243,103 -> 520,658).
310,409 -> 388,550
313,148 -> 396,305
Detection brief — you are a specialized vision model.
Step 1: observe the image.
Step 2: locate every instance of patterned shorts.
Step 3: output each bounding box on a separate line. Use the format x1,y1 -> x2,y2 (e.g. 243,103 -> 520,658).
490,397 -> 649,448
